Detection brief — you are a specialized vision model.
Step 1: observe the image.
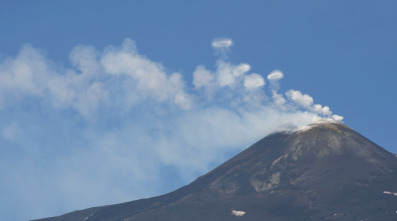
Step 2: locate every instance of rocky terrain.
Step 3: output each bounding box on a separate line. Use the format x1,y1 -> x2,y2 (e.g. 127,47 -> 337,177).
34,121 -> 397,221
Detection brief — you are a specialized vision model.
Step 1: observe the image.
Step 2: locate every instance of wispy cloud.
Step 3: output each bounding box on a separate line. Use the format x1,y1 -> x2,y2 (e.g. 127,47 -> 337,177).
0,38 -> 343,220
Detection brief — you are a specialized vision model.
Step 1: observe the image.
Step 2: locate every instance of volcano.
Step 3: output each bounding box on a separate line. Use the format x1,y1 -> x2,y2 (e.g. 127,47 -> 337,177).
33,121 -> 397,221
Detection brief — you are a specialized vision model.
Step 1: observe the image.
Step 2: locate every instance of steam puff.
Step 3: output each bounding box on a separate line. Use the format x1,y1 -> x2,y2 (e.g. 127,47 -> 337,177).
193,65 -> 214,89
215,62 -> 251,87
332,114 -> 344,121
267,70 -> 284,81
285,89 -> 341,119
212,38 -> 233,48
244,73 -> 265,90
271,91 -> 286,107
101,39 -> 192,109
313,104 -> 331,116
286,89 -> 313,108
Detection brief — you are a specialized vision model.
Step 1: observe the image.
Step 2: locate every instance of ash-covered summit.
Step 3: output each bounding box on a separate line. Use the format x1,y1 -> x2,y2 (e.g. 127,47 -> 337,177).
34,121 -> 397,221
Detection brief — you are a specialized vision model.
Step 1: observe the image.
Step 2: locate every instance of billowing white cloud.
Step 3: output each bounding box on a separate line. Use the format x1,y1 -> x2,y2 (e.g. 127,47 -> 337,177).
0,45 -> 48,97
285,89 -> 340,119
271,91 -> 286,107
0,39 -> 191,117
313,104 -> 332,116
243,73 -> 265,90
174,91 -> 192,110
215,61 -> 236,87
193,65 -> 214,89
286,89 -> 314,108
215,62 -> 251,87
100,39 -> 191,109
332,114 -> 344,121
0,37 -> 343,220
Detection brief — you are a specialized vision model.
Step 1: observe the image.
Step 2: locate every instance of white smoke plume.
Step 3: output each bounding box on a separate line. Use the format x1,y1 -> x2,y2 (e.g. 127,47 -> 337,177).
0,38 -> 343,220
285,89 -> 343,121
243,73 -> 265,90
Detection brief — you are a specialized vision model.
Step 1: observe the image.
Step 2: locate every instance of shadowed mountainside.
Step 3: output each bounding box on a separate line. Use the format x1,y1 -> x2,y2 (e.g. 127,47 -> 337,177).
33,121 -> 397,221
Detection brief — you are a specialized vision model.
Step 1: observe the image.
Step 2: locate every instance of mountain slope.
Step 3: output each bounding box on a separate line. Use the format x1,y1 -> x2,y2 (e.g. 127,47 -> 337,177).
34,121 -> 397,221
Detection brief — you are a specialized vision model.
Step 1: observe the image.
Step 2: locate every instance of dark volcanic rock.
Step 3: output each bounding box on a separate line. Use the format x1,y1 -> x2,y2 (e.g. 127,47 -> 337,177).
33,121 -> 397,221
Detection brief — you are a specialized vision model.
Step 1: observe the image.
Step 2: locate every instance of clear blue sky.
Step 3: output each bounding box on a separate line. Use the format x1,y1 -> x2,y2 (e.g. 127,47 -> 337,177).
1,1 -> 396,220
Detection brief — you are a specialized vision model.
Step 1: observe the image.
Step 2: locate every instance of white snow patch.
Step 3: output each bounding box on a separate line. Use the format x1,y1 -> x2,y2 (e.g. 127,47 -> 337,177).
84,213 -> 94,220
232,210 -> 246,216
383,191 -> 397,196
295,118 -> 341,133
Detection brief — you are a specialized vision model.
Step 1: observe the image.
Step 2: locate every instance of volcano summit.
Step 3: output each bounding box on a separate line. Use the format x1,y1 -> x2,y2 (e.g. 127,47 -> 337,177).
34,121 -> 397,221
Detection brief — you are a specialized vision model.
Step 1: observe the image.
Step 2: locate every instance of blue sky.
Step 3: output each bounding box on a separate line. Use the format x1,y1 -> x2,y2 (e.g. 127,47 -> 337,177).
1,1 -> 396,220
